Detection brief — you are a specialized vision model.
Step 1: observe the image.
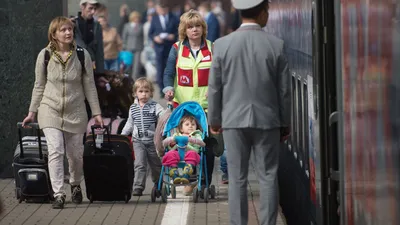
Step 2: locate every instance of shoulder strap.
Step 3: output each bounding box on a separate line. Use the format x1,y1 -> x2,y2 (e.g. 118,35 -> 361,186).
76,46 -> 85,73
44,50 -> 50,76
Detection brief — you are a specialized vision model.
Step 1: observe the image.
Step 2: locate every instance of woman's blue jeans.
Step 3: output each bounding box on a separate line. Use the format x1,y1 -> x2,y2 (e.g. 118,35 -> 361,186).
220,149 -> 228,174
104,58 -> 119,72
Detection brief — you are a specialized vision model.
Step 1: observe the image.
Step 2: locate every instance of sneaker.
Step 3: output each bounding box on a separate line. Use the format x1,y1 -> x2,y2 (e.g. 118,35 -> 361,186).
71,185 -> 83,204
132,188 -> 143,196
169,168 -> 181,184
52,195 -> 65,209
221,173 -> 229,184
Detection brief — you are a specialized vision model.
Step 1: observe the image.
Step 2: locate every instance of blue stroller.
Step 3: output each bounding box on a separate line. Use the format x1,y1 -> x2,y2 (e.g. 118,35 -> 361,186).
151,101 -> 216,203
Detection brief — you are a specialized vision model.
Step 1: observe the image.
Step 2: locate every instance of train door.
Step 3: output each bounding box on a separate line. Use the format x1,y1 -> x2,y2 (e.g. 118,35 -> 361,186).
315,0 -> 341,224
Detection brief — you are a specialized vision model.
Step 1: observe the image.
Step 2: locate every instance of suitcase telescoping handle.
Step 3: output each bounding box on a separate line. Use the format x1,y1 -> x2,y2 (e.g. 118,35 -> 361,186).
90,125 -> 111,143
16,122 -> 43,160
90,125 -> 114,155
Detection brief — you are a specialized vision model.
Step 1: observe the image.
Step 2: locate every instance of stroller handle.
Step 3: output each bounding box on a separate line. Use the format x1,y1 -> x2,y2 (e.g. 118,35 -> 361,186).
174,136 -> 189,148
162,135 -> 206,148
175,136 -> 206,147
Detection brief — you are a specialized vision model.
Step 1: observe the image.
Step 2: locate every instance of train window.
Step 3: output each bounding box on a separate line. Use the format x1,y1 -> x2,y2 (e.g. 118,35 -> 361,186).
291,75 -> 295,143
293,75 -> 299,151
291,74 -> 297,149
297,78 -> 303,162
303,82 -> 309,171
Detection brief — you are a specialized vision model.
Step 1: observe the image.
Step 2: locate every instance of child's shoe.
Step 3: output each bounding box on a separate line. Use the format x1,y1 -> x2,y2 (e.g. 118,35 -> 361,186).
181,174 -> 190,184
169,168 -> 181,184
181,164 -> 194,184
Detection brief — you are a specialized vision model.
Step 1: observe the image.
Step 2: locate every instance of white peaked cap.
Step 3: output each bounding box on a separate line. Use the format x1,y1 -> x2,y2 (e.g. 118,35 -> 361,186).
231,0 -> 271,10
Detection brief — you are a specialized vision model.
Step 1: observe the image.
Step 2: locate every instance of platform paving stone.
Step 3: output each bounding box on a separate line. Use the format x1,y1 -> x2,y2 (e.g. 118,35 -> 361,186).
0,158 -> 286,225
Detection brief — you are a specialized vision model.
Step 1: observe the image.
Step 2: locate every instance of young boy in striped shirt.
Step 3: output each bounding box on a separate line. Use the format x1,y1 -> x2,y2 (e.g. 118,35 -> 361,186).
121,77 -> 165,196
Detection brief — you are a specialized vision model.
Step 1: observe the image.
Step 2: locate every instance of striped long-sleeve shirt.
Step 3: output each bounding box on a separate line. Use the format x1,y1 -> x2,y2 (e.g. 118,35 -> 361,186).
121,99 -> 165,143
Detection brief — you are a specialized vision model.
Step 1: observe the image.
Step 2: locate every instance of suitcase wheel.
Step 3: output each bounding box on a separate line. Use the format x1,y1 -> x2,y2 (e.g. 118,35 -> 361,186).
18,195 -> 24,203
15,189 -> 21,199
89,194 -> 94,203
124,194 -> 129,203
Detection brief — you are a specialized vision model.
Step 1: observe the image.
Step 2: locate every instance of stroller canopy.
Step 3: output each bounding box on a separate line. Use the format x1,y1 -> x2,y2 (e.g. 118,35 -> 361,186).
163,101 -> 208,137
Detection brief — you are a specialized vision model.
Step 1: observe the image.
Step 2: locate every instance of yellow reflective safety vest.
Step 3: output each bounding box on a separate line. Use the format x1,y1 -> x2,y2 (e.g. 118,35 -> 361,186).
173,40 -> 213,109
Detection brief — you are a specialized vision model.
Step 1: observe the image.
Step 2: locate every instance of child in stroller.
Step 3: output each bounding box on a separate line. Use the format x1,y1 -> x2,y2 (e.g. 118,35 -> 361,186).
162,115 -> 205,184
152,101 -> 216,203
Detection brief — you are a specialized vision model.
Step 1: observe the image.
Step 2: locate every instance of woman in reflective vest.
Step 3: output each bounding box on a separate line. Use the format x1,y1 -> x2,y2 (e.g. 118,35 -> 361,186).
163,9 -> 213,108
162,9 -> 214,195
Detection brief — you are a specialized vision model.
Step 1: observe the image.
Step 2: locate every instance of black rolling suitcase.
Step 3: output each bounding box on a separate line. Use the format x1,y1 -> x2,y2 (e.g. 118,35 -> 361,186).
13,123 -> 53,203
83,125 -> 133,203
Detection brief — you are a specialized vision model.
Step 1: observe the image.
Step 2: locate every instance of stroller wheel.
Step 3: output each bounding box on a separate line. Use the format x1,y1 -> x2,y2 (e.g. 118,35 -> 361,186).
124,194 -> 130,203
200,185 -> 205,199
203,188 -> 209,203
171,185 -> 177,199
151,187 -> 157,202
210,185 -> 216,199
192,187 -> 199,203
161,184 -> 167,203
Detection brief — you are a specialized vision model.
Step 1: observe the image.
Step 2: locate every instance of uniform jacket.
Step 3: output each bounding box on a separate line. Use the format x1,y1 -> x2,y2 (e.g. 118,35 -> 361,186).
207,24 -> 291,129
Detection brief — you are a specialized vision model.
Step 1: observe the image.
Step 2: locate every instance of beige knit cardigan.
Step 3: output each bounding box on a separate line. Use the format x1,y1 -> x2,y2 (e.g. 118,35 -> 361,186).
28,45 -> 101,134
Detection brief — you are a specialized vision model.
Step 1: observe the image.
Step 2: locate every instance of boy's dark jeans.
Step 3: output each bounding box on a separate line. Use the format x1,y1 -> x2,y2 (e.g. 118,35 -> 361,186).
220,150 -> 228,175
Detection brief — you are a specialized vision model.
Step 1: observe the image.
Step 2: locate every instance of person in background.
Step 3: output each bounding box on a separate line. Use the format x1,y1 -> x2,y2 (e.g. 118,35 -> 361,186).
97,15 -> 123,72
142,0 -> 156,23
198,2 -> 220,42
122,11 -> 144,80
211,0 -> 227,36
118,4 -> 130,36
95,3 -> 107,19
143,12 -> 155,46
184,0 -> 196,12
172,5 -> 184,18
141,12 -> 157,82
148,2 -> 179,97
228,6 -> 241,33
74,0 -> 104,74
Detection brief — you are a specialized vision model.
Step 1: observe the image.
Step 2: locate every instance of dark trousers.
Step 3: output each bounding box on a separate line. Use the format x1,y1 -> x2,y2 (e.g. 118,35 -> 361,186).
203,145 -> 215,185
156,53 -> 167,92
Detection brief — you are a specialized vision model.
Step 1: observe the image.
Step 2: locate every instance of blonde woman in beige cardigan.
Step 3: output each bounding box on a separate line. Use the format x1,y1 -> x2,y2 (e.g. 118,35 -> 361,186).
22,16 -> 103,209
